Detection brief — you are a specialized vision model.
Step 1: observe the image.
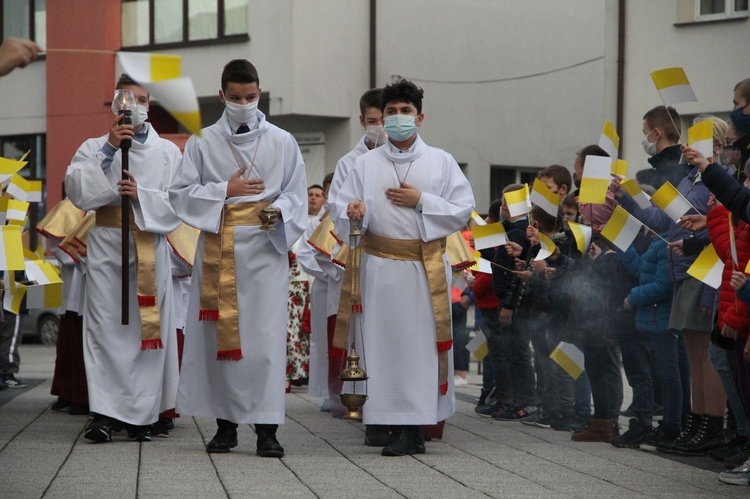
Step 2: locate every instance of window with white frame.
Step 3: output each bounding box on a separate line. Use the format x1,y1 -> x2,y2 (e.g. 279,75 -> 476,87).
121,0 -> 249,49
676,0 -> 749,23
1,0 -> 46,48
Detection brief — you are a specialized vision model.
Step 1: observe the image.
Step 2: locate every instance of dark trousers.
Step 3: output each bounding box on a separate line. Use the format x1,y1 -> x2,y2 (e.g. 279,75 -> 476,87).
619,332 -> 654,425
50,312 -> 88,405
485,311 -> 536,406
650,331 -> 691,431
452,303 -> 469,371
539,326 -> 575,416
583,341 -> 622,420
0,312 -> 20,376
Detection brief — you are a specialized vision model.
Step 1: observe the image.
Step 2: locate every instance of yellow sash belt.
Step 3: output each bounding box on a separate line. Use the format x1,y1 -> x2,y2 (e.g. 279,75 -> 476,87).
95,205 -> 161,350
200,202 -> 271,361
334,231 -> 452,395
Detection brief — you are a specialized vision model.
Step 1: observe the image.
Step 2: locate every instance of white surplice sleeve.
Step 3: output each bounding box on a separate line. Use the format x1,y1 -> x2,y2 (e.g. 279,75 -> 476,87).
416,153 -> 475,242
132,143 -> 183,235
332,157 -> 371,245
169,135 -> 227,233
296,220 -> 327,280
64,138 -> 120,211
267,134 -> 308,254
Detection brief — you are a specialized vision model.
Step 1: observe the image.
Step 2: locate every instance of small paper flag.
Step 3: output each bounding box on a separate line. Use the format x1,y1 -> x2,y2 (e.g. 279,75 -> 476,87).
530,178 -> 561,218
612,159 -> 628,179
729,214 -> 739,267
2,276 -> 25,314
651,181 -> 694,222
0,157 -> 27,184
650,67 -> 699,107
535,232 -> 557,261
472,222 -> 507,250
24,260 -> 63,308
466,330 -> 489,361
470,250 -> 493,274
6,175 -> 30,201
504,185 -> 531,218
621,179 -> 652,210
687,243 -> 723,289
687,119 -> 714,159
568,221 -> 593,255
0,225 -> 25,270
117,52 -> 202,135
600,205 -> 643,251
471,210 -> 487,226
578,155 -> 612,204
598,119 -> 620,161
550,341 -> 585,380
452,271 -> 468,291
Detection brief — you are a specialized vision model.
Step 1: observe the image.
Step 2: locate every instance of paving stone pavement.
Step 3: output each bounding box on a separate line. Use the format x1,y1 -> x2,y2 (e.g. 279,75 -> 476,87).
1,344 -> 747,498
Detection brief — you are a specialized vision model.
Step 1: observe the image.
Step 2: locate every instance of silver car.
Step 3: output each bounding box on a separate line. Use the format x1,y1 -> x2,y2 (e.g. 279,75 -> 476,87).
21,309 -> 60,345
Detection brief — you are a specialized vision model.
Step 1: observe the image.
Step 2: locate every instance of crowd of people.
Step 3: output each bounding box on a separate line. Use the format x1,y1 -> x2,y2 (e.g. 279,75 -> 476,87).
460,78 -> 750,487
9,42 -> 750,485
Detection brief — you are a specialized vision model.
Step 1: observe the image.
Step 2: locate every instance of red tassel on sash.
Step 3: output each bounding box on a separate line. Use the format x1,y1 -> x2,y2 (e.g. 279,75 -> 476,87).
436,339 -> 453,352
138,295 -> 156,307
141,338 -> 164,350
199,309 -> 219,321
217,349 -> 243,361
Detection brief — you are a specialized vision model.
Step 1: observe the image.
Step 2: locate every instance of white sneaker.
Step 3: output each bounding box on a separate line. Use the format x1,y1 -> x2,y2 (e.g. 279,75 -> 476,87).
454,376 -> 468,386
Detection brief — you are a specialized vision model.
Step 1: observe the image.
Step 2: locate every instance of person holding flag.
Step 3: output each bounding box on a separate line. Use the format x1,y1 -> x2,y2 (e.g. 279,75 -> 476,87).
65,74 -> 183,443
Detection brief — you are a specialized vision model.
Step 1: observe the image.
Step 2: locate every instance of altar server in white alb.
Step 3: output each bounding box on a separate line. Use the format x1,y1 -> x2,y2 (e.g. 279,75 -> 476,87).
333,79 -> 475,457
65,74 -> 182,443
170,59 -> 307,458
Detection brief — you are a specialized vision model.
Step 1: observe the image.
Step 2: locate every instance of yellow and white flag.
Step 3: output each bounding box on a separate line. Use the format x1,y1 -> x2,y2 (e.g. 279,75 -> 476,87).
601,205 -> 643,251
465,330 -> 489,361
0,157 -> 27,183
651,181 -> 694,221
471,210 -> 487,226
535,232 -> 557,261
452,271 -> 468,291
578,155 -> 612,204
687,243 -> 723,289
503,184 -> 531,218
530,178 -> 561,218
688,119 -> 714,159
2,276 -> 25,314
0,225 -> 25,270
650,67 -> 698,107
117,52 -> 202,135
621,179 -> 652,210
27,181 -> 42,203
568,221 -> 593,255
6,174 -> 30,201
470,250 -> 493,274
550,341 -> 585,380
612,159 -> 628,179
729,214 -> 739,267
598,119 -> 620,161
5,199 -> 29,226
24,260 -> 63,309
471,222 -> 507,250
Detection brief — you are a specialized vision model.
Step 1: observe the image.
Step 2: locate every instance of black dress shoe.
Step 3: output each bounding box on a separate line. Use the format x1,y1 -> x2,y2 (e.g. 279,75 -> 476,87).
51,398 -> 71,412
206,427 -> 238,453
364,425 -> 393,447
413,427 -> 426,454
256,424 -> 284,458
382,426 -> 415,457
68,404 -> 89,416
127,424 -> 153,442
84,414 -> 112,443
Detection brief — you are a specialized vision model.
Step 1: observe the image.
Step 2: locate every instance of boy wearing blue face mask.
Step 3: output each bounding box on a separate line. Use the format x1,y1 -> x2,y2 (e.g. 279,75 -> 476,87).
170,59 -> 308,458
332,79 -> 475,457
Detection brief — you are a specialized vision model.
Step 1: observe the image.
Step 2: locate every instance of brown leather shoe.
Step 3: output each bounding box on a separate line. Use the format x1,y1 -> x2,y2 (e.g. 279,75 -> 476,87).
571,418 -> 615,442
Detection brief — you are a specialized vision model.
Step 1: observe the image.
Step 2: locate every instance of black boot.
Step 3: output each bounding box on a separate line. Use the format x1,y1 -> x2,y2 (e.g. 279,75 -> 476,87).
673,412 -> 701,447
413,426 -> 426,454
382,426 -> 416,457
206,419 -> 238,453
364,425 -> 392,447
672,415 -> 725,455
256,424 -> 284,458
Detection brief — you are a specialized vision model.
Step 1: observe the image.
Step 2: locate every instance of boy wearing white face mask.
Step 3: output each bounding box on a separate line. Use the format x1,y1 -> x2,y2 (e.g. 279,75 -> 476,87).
170,59 -> 308,458
333,79 -> 475,456
635,106 -> 690,190
65,73 -> 183,443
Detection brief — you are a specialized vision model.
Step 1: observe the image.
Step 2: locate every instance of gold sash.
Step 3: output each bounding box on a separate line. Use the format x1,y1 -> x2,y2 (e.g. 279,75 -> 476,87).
59,213 -> 95,262
307,210 -> 338,256
36,199 -> 85,240
95,206 -> 162,350
446,231 -> 476,271
200,202 -> 271,361
334,232 -> 452,395
167,223 -> 200,267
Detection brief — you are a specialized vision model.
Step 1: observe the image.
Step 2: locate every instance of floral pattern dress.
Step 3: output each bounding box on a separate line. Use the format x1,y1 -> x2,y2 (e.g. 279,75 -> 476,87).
286,251 -> 311,382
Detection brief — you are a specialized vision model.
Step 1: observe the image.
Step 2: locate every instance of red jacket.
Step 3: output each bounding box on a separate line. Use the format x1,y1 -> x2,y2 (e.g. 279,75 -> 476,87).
708,205 -> 750,339
472,272 -> 499,310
